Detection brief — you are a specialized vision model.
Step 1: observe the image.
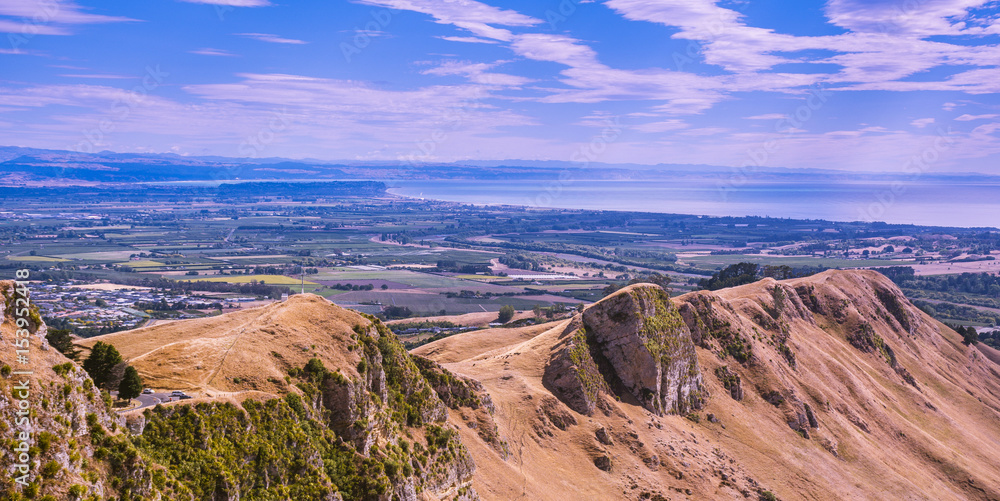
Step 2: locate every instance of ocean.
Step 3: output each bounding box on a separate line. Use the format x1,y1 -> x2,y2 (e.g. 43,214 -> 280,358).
386,178 -> 1000,229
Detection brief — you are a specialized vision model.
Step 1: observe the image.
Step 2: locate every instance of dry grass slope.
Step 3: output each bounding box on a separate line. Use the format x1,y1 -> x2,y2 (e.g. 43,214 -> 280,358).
415,270 -> 1000,501
76,294 -> 367,397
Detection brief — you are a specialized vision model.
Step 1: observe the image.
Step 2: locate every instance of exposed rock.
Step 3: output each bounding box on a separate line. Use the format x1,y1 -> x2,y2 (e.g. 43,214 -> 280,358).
577,284 -> 705,416
538,396 -> 577,431
804,404 -> 818,429
125,413 -> 146,435
715,365 -> 744,401
594,455 -> 613,471
595,426 -> 614,445
543,321 -> 609,415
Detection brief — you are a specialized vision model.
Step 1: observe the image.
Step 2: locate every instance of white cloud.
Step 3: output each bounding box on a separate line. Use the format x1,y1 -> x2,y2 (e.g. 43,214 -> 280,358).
0,0 -> 136,25
353,0 -> 540,42
602,0 -> 1000,96
745,114 -> 787,120
436,36 -> 498,44
911,118 -> 935,128
190,48 -> 238,57
508,33 -> 725,111
236,33 -> 307,44
824,0 -> 999,36
955,113 -> 998,121
421,60 -> 532,87
0,75 -> 545,160
972,123 -> 1000,136
176,0 -> 270,6
0,18 -> 68,35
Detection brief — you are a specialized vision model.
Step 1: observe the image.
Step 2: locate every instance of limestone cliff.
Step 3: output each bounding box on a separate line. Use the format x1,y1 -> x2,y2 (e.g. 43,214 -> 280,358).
546,284 -> 705,416
416,270 -> 1000,501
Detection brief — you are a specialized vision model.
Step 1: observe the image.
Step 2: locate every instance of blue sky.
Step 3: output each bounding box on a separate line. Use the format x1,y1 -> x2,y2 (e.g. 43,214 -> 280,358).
1,0 -> 1000,173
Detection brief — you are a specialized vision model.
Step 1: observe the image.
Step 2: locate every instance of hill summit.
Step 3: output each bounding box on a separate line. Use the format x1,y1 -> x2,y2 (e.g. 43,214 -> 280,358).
5,270 -> 1000,500
415,270 -> 1000,500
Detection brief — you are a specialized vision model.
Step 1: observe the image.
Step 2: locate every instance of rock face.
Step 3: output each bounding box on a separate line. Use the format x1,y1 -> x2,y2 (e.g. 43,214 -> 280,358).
548,284 -> 705,416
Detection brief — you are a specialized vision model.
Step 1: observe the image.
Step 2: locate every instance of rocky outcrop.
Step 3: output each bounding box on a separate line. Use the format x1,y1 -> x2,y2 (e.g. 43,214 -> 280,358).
547,284 -> 706,416
583,284 -> 706,416
544,321 -> 610,415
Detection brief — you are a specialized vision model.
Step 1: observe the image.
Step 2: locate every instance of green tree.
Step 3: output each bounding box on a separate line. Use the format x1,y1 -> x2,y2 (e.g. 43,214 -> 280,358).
46,328 -> 80,360
628,272 -> 672,291
118,365 -> 143,401
962,326 -> 979,346
699,262 -> 760,291
82,341 -> 124,389
302,358 -> 328,382
497,305 -> 515,323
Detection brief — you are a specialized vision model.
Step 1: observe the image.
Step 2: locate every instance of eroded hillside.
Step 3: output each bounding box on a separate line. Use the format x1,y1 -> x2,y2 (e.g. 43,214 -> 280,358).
2,290 -> 479,500
414,270 -> 1000,500
5,270 -> 999,500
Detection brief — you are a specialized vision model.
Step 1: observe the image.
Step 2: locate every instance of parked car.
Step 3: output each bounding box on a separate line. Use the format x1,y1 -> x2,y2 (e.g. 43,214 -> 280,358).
178,395 -> 193,400
171,390 -> 186,397
142,388 -> 153,394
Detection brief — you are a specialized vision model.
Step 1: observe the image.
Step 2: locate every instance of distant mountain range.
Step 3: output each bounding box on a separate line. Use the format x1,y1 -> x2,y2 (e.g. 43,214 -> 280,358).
2,145 -> 998,185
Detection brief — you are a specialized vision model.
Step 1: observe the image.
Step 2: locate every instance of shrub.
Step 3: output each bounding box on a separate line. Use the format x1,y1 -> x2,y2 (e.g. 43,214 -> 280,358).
40,460 -> 61,478
497,305 -> 515,323
68,485 -> 87,499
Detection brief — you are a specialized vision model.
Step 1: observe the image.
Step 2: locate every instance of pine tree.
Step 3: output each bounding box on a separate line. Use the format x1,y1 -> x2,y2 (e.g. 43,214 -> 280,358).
118,366 -> 143,401
83,341 -> 125,389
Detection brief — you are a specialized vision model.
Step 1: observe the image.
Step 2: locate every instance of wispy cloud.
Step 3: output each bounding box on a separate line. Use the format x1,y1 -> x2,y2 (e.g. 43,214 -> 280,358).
422,60 -> 532,87
436,36 -> 498,44
0,0 -> 136,26
745,114 -> 787,120
955,113 -> 999,121
353,0 -> 539,42
58,74 -> 130,79
190,48 -> 238,57
236,33 -> 307,45
0,18 -> 67,35
176,0 -> 270,6
910,118 -> 935,128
